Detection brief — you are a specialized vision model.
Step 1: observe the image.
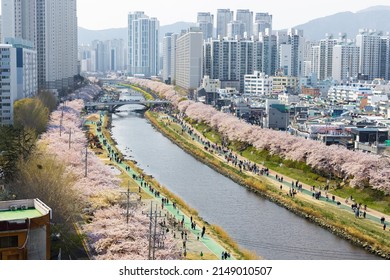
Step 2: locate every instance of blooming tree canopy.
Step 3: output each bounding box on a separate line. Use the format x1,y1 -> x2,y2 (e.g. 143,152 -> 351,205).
129,78 -> 390,194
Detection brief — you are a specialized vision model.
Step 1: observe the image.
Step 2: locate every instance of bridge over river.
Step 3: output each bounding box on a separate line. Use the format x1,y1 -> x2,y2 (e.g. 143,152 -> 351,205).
85,100 -> 171,112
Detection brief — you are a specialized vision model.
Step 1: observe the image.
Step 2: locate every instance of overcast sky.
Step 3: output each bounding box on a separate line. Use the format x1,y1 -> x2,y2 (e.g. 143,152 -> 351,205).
74,0 -> 390,30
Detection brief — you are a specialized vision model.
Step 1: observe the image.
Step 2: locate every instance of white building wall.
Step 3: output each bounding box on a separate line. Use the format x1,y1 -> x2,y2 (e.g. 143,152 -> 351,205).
356,29 -> 380,80
332,44 -> 360,83
0,43 -> 37,125
216,9 -> 233,38
244,71 -> 272,95
162,33 -> 173,82
175,30 -> 203,90
279,44 -> 292,76
128,12 -> 159,77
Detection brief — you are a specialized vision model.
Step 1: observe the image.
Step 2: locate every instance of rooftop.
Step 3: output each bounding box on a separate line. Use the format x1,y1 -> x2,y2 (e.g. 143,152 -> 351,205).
0,209 -> 42,221
0,199 -> 51,222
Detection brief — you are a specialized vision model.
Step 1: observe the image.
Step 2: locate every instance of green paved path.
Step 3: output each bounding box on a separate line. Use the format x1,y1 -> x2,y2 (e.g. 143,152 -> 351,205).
86,115 -> 235,260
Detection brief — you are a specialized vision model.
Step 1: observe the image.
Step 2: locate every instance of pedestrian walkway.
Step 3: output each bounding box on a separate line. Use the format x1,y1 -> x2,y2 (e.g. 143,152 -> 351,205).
86,114 -> 235,260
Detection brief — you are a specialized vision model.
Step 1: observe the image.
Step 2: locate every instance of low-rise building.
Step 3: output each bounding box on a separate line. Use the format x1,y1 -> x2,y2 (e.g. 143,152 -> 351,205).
244,71 -> 272,96
0,199 -> 51,260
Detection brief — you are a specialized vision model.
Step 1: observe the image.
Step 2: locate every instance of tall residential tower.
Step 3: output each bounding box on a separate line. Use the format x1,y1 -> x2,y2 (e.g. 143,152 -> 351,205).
1,0 -> 78,92
128,11 -> 159,77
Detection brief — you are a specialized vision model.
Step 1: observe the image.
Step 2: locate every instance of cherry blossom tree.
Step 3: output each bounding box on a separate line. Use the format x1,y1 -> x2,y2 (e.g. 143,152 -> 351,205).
129,78 -> 390,194
38,93 -> 181,259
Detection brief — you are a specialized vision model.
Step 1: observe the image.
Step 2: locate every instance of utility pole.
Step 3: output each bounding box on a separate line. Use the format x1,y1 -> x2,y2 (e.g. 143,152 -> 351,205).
84,142 -> 88,177
60,104 -> 64,136
143,202 -> 166,260
60,119 -> 62,136
121,182 -> 140,224
68,129 -> 72,150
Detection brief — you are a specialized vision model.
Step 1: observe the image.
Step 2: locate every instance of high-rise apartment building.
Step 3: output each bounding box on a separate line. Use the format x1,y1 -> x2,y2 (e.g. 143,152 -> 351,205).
332,43 -> 360,82
175,28 -> 203,90
1,0 -> 78,92
379,35 -> 390,81
162,33 -> 176,83
253,13 -> 272,37
109,39 -> 126,72
288,29 -> 305,77
259,30 -> 278,76
0,38 -> 37,125
236,9 -> 253,37
311,45 -> 320,79
1,0 -> 36,45
216,9 -> 233,38
170,34 -> 179,84
0,15 -> 2,43
204,37 -> 257,92
317,34 -> 338,80
197,12 -> 214,40
128,11 -> 159,77
356,29 -> 381,80
227,21 -> 245,39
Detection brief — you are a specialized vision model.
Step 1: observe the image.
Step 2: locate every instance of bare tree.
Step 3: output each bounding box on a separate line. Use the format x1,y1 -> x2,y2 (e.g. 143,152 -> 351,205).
10,151 -> 80,223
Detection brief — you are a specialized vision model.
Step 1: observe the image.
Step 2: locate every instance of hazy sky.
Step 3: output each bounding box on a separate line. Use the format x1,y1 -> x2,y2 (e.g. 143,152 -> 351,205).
0,1 -> 388,30
75,0 -> 390,30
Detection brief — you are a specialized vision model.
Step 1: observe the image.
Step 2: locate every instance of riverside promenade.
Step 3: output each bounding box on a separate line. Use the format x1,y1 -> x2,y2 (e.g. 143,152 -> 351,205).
166,113 -> 390,229
85,114 -> 238,260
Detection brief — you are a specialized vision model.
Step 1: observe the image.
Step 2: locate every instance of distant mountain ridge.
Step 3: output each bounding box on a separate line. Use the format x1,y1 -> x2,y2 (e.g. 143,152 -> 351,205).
78,6 -> 390,44
294,6 -> 390,40
78,22 -> 195,45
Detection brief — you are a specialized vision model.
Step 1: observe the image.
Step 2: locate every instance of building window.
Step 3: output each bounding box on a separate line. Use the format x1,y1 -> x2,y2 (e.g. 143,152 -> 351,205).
0,236 -> 18,248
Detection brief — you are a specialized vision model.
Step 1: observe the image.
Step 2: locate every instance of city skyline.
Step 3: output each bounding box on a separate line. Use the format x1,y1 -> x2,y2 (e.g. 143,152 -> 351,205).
74,0 -> 388,30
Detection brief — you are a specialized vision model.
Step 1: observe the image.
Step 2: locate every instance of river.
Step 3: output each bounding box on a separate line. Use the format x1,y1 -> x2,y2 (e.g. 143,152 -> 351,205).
110,91 -> 379,260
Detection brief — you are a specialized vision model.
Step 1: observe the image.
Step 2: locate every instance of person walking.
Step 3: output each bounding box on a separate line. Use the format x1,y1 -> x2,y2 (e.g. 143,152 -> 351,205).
201,226 -> 206,238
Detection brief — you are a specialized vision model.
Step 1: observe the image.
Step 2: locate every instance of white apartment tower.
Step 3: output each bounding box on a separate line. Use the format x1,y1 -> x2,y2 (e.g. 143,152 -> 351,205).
216,9 -> 233,38
356,29 -> 381,80
259,30 -> 278,76
128,11 -> 159,77
379,35 -> 390,80
332,43 -> 360,83
236,9 -> 253,37
253,13 -> 272,38
279,44 -> 293,76
163,33 -> 176,83
175,28 -> 203,90
170,33 -> 179,84
0,39 -> 37,125
227,21 -> 245,39
197,12 -> 214,40
2,0 -> 78,92
317,34 -> 338,80
311,45 -> 320,78
36,0 -> 77,91
203,37 -> 257,92
1,0 -> 36,45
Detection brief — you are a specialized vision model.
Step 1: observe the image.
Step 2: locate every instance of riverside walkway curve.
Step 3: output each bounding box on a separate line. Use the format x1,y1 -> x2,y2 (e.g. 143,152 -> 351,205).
85,115 -> 236,260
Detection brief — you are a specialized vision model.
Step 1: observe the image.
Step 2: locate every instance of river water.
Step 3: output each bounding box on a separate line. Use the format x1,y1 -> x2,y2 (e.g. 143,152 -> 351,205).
110,92 -> 379,260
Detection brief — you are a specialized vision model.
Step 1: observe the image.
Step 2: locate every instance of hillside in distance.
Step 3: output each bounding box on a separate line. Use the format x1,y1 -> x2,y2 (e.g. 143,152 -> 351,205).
78,6 -> 390,44
294,6 -> 390,40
